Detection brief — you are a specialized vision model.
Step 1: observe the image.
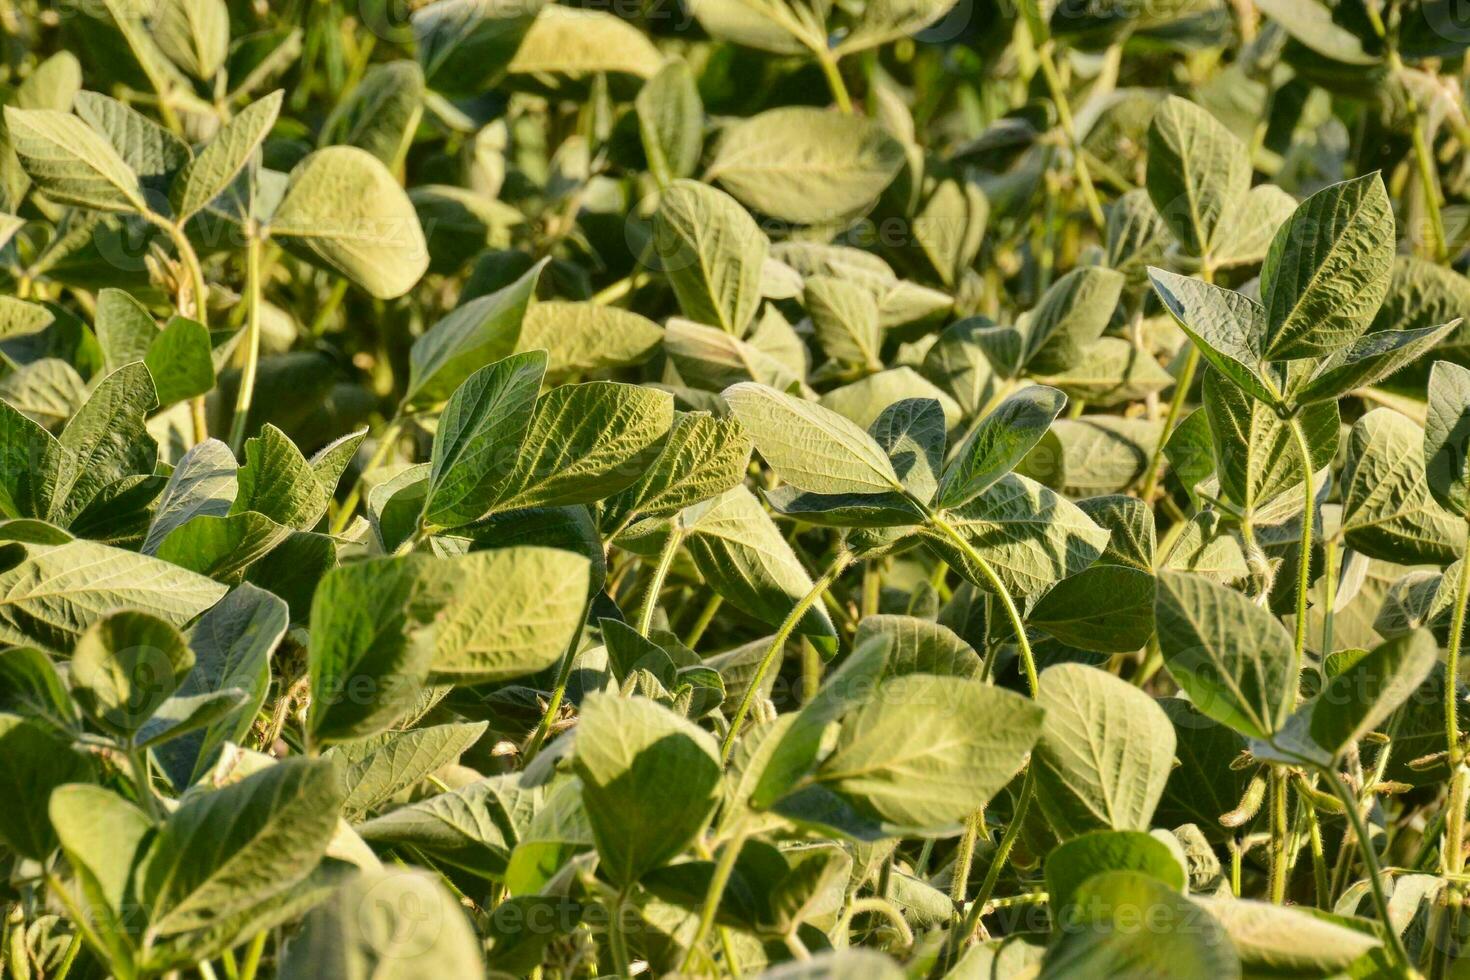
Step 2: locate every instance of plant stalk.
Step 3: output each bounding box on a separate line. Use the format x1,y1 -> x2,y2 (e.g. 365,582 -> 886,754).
228,232 -> 264,454
1319,764 -> 1412,972
636,527 -> 683,637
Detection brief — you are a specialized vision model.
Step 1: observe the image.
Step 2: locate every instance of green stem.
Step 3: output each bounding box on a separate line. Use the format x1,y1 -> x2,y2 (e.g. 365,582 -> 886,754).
962,768 -> 1036,942
684,593 -> 723,648
228,233 -> 264,454
607,889 -> 632,978
1407,88 -> 1449,263
1287,417 -> 1316,683
1268,769 -> 1290,903
1318,765 -> 1412,972
950,808 -> 983,905
636,527 -> 683,637
146,213 -> 210,444
126,746 -> 162,823
53,931 -> 82,980
719,552 -> 853,763
1321,536 -> 1340,657
834,898 -> 914,949
1434,541 -> 1470,977
237,932 -> 267,980
679,828 -> 746,973
523,593 -> 594,762
814,48 -> 854,113
1139,345 -> 1200,503
1032,41 -> 1106,232
1444,546 -> 1470,762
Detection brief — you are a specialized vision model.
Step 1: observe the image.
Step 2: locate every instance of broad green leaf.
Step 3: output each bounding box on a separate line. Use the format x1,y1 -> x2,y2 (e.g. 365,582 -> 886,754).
1148,267 -> 1276,406
357,774 -> 533,878
1030,564 -> 1156,653
817,367 -> 961,432
853,614 -> 981,677
1195,897 -> 1381,976
430,547 -> 590,683
911,176 -> 987,287
806,275 -> 882,369
1044,830 -> 1186,922
144,315 -> 214,406
1033,663 -> 1176,838
1145,96 -> 1251,258
682,485 -> 836,637
1341,409 -> 1463,565
1259,174 -> 1394,359
50,785 -> 152,970
329,721 -> 488,818
424,350 -> 546,528
150,0 -> 230,79
603,411 -> 753,532
516,301 -> 662,377
321,61 -> 424,168
411,0 -> 547,96
70,610 -> 193,737
814,674 -> 1042,833
653,180 -> 767,336
0,397 -> 60,519
1033,337 -> 1174,409
637,59 -> 702,187
0,539 -> 226,652
48,361 -> 158,526
268,145 -> 428,300
73,91 -> 190,192
724,382 -> 903,495
1292,321 -> 1455,406
404,259 -> 545,407
706,108 -> 905,224
1041,871 -> 1239,979
938,385 -> 1066,509
158,584 -> 287,788
1021,267 -> 1125,375
1427,360 -> 1470,516
154,511 -> 288,580
94,286 -> 158,371
170,90 -> 282,220
506,5 -> 662,78
685,0 -> 809,54
574,692 -> 721,884
280,868 -> 485,979
0,714 -> 95,858
306,554 -> 449,744
1305,629 -> 1438,761
231,424 -> 331,530
137,757 -> 344,935
477,381 -> 672,514
1203,370 -> 1338,512
143,437 -> 236,553
3,106 -> 147,213
1154,571 -> 1296,740
924,474 -> 1110,597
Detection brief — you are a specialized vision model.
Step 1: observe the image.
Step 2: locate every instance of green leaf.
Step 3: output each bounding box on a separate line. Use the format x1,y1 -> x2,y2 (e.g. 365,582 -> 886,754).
1196,897 -> 1381,976
0,714 -> 95,858
73,91 -> 190,192
603,411 -> 753,532
653,180 -> 767,335
323,60 -> 424,167
1030,564 -> 1156,653
150,0 -> 230,79
1033,663 -> 1176,838
280,868 -> 485,978
706,108 -> 905,224
1154,571 -> 1296,741
814,674 -> 1042,833
681,485 -> 836,637
0,539 -> 226,652
0,397 -> 60,519
853,614 -> 981,677
50,784 -> 152,970
170,90 -> 282,221
429,547 -> 590,683
476,381 -> 673,514
1040,871 -> 1239,978
154,511 -> 288,580
1033,336 -> 1175,409
574,692 -> 721,885
516,301 -> 663,377
424,350 -> 546,529
1147,267 -> 1276,407
1044,830 -> 1186,924
268,145 -> 428,300
231,424 -> 331,530
306,554 -> 448,744
143,437 -> 236,553
404,259 -> 545,407
137,757 -> 344,936
938,385 -> 1066,510
1021,267 -> 1125,375
48,361 -> 158,526
1427,360 -> 1470,516
506,5 -> 663,78
1203,370 -> 1338,512
1259,174 -> 1395,360
637,59 -> 702,187
329,721 -> 488,818
1305,629 -> 1438,761
1341,409 -> 1464,565
94,287 -> 158,372
1145,95 -> 1251,258
1294,321 -> 1457,407
145,315 -> 215,406
924,474 -> 1110,597
806,275 -> 883,369
3,106 -> 147,213
724,382 -> 903,495
357,774 -> 531,878
70,610 -> 194,737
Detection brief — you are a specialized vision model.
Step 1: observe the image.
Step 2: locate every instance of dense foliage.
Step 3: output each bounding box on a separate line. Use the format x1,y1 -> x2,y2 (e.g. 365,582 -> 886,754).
9,0 -> 1470,977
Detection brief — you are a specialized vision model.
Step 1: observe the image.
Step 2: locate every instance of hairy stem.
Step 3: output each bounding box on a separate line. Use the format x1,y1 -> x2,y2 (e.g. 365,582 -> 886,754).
1319,764 -> 1412,971
523,593 -> 594,762
228,232 -> 264,454
1287,417 -> 1316,683
636,527 -> 683,637
330,416 -> 405,534
679,828 -> 746,973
